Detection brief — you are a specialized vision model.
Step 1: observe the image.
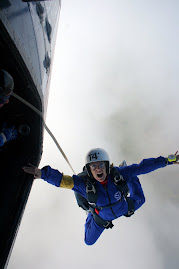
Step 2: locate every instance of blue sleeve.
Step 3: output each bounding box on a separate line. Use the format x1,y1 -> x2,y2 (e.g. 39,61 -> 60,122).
72,175 -> 87,197
118,156 -> 171,181
40,166 -> 86,197
41,166 -> 63,187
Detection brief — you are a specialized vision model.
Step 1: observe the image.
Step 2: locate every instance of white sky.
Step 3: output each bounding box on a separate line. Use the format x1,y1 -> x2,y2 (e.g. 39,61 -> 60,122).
8,1 -> 179,269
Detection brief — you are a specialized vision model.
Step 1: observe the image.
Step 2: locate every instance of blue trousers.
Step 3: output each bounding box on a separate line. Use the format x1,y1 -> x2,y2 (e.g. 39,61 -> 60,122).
84,176 -> 145,245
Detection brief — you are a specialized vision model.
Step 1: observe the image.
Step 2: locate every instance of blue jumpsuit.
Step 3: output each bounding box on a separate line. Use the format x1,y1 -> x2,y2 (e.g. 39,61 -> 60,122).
41,156 -> 169,245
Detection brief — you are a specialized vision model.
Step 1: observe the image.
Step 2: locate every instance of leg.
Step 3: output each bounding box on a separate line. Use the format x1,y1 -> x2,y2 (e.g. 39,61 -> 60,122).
84,213 -> 105,245
128,176 -> 145,211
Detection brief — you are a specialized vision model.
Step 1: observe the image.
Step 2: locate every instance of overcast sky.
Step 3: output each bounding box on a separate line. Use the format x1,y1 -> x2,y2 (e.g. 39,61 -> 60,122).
8,1 -> 179,269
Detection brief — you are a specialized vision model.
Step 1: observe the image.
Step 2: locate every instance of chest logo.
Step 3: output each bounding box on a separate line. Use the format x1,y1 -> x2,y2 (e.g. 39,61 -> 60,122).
114,191 -> 122,201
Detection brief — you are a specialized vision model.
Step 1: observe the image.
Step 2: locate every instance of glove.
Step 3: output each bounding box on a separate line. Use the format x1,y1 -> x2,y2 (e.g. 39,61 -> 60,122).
0,126 -> 18,147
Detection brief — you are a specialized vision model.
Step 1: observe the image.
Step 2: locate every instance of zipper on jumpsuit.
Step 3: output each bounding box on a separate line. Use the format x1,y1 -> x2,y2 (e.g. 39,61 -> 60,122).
104,186 -> 117,219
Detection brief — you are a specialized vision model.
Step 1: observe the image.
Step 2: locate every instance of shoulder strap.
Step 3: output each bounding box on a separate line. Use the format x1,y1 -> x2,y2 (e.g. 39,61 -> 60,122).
110,167 -> 129,198
110,167 -> 135,217
77,170 -> 98,206
124,197 -> 135,217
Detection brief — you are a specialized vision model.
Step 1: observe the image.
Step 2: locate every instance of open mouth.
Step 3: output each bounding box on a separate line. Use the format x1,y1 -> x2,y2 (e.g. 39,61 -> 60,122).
97,173 -> 103,178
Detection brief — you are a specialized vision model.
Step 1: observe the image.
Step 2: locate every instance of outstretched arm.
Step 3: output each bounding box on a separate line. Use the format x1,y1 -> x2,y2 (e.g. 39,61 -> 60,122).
23,164 -> 86,195
120,152 -> 179,180
23,164 -> 74,188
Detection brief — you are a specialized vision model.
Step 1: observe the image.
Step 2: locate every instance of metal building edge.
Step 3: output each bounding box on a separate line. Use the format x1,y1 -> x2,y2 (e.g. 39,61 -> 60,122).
0,1 -> 61,268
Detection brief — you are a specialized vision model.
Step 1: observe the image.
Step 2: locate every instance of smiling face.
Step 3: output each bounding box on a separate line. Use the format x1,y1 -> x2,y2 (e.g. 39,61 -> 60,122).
89,161 -> 107,182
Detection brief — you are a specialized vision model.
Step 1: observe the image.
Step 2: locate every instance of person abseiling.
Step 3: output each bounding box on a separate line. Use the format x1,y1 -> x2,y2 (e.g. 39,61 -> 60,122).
23,148 -> 179,245
0,69 -> 18,147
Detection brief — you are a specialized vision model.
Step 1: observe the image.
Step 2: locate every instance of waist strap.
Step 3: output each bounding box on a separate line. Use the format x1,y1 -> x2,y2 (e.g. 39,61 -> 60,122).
93,212 -> 114,229
89,197 -> 122,211
90,207 -> 114,229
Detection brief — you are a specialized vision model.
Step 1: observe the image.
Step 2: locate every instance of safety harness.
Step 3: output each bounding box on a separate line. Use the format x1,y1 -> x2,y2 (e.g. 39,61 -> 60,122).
75,167 -> 135,229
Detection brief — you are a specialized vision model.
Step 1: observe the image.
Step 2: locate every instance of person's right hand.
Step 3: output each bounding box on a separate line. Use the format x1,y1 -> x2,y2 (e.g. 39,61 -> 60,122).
22,164 -> 41,179
2,126 -> 18,141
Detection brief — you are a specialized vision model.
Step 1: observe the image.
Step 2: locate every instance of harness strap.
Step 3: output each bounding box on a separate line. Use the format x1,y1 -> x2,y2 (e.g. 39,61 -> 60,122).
111,167 -> 129,199
76,168 -> 135,226
124,197 -> 135,217
89,198 -> 122,211
90,207 -> 114,229
86,178 -> 98,204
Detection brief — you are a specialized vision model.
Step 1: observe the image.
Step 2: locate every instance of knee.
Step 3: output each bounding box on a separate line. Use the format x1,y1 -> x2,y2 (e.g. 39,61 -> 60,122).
84,228 -> 101,246
84,229 -> 101,245
84,220 -> 104,246
84,237 -> 96,246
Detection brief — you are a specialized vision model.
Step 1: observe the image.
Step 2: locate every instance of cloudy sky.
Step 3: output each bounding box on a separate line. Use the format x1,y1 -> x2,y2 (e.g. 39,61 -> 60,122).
8,1 -> 179,269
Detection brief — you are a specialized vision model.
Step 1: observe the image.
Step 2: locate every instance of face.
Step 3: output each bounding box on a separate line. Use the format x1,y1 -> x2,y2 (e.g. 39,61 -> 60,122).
0,91 -> 12,108
89,161 -> 107,182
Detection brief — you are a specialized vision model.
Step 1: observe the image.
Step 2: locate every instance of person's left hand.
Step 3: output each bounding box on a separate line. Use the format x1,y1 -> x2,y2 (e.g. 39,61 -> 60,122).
172,151 -> 179,164
22,164 -> 41,178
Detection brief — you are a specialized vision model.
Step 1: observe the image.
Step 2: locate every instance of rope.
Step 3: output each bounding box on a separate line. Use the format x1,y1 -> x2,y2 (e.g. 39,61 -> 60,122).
12,92 -> 76,174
